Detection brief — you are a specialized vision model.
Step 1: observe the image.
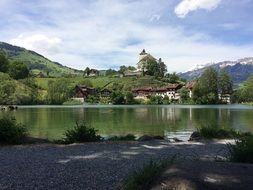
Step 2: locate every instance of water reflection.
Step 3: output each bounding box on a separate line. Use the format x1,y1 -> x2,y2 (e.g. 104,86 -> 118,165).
0,105 -> 252,140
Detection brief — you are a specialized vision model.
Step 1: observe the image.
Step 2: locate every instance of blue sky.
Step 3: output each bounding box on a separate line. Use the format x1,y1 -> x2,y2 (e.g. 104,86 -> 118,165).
0,0 -> 253,72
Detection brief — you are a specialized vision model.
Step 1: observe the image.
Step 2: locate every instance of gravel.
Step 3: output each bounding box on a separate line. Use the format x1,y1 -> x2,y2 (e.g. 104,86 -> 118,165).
0,140 -> 231,190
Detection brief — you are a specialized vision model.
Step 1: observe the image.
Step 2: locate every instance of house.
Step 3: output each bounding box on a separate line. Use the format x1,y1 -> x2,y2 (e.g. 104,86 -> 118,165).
185,81 -> 196,98
100,89 -> 112,98
73,85 -> 97,102
132,84 -> 182,100
159,84 -> 182,100
219,94 -> 231,104
89,69 -> 99,77
132,87 -> 154,99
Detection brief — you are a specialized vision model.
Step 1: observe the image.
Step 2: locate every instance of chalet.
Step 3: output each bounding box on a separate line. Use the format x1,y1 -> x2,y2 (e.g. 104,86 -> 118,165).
89,69 -> 99,77
132,87 -> 153,99
159,84 -> 182,100
100,89 -> 112,98
132,84 -> 182,100
185,81 -> 196,98
73,85 -> 97,102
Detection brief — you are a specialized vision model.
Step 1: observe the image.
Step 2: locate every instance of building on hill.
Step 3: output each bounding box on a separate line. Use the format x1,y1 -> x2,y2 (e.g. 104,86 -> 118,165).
73,85 -> 97,102
137,49 -> 157,72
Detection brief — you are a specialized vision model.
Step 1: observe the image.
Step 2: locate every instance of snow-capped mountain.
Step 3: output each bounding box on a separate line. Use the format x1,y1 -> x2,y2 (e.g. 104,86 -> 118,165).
179,57 -> 253,85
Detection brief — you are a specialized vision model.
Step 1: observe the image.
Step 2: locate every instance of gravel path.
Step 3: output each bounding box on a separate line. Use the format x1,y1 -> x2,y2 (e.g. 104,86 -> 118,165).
0,140 -> 231,190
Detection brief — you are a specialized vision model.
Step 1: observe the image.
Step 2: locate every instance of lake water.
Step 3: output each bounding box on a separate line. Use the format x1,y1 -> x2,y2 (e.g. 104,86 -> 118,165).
1,104 -> 253,140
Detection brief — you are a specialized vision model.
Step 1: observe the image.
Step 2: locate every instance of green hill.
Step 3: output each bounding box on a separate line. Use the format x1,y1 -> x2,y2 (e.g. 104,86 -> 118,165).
0,42 -> 82,76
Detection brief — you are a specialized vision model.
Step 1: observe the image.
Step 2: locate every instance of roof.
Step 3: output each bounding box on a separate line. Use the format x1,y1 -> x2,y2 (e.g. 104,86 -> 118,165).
165,83 -> 180,90
185,81 -> 196,89
139,49 -> 147,55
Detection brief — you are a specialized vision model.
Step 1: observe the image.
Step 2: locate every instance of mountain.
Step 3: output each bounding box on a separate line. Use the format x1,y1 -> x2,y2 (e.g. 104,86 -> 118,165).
0,42 -> 82,76
179,57 -> 253,85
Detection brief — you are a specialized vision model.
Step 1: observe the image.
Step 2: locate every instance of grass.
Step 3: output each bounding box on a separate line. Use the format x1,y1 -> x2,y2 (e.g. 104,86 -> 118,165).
197,125 -> 247,139
107,134 -> 136,141
228,135 -> 253,163
60,122 -> 101,144
63,99 -> 83,105
0,116 -> 28,144
124,157 -> 176,190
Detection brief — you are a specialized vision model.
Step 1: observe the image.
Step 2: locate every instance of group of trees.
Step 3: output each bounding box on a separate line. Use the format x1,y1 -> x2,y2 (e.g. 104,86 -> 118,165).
143,58 -> 167,78
192,68 -> 233,104
0,53 -> 29,80
233,76 -> 253,103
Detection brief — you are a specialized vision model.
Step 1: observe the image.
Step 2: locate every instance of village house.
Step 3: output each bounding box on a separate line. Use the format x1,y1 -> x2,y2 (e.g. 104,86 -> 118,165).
89,69 -> 99,77
73,85 -> 97,102
185,81 -> 196,98
100,89 -> 112,98
132,84 -> 182,100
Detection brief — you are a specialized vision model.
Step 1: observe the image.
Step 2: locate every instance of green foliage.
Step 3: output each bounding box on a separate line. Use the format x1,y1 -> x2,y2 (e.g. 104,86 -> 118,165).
0,116 -> 27,144
228,135 -> 253,163
124,158 -> 175,190
197,125 -> 241,139
0,52 -> 9,72
179,87 -> 190,103
164,72 -> 180,83
119,65 -> 136,74
62,122 -> 101,144
46,79 -> 72,104
0,72 -> 16,105
125,92 -> 135,104
108,134 -> 136,141
85,95 -> 100,104
193,67 -> 219,104
8,61 -> 29,79
111,91 -> 125,104
63,99 -> 83,105
83,67 -> 90,76
105,69 -> 118,76
145,58 -> 167,78
147,95 -> 163,105
234,75 -> 253,103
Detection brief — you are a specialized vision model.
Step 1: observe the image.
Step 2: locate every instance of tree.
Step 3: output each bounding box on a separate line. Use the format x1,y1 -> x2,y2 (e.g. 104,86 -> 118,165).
111,91 -> 125,104
119,65 -> 127,74
105,69 -> 118,76
192,67 -> 219,104
0,73 -> 15,105
8,61 -> 29,79
0,53 -> 9,73
219,69 -> 233,97
84,67 -> 90,76
46,79 -> 71,104
125,91 -> 135,104
235,75 -> 253,102
165,72 -> 180,83
179,87 -> 190,103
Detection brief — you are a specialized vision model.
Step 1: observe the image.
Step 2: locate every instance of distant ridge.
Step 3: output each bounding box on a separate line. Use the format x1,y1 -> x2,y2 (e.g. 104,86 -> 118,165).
179,57 -> 253,85
0,41 -> 82,76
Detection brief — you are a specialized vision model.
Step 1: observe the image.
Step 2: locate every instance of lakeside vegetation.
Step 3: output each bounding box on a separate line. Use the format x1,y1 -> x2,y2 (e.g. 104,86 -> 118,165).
3,50 -> 253,106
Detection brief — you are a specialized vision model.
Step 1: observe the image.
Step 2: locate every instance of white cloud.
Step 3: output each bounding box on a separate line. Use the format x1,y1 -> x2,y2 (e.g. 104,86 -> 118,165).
10,34 -> 62,55
175,0 -> 222,18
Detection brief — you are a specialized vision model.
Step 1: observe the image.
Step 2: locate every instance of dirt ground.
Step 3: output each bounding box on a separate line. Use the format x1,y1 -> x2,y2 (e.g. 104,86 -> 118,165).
152,160 -> 253,190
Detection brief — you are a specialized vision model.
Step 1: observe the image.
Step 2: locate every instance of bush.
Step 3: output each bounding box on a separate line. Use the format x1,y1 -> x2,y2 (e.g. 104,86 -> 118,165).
0,116 -> 27,144
62,122 -> 101,144
108,134 -> 136,141
228,135 -> 253,163
124,158 -> 175,190
197,125 -> 240,139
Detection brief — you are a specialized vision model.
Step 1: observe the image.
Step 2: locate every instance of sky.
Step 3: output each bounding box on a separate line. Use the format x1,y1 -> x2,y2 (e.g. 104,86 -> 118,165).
0,0 -> 253,72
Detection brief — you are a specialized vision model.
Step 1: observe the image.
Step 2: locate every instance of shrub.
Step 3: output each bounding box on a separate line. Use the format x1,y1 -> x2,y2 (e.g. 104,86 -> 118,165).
197,125 -> 240,139
0,116 -> 27,144
62,122 -> 101,144
228,135 -> 253,163
108,134 -> 136,141
124,157 -> 175,190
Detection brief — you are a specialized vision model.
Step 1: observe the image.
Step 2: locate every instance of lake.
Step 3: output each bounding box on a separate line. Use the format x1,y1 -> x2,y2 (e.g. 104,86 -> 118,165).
1,104 -> 253,140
